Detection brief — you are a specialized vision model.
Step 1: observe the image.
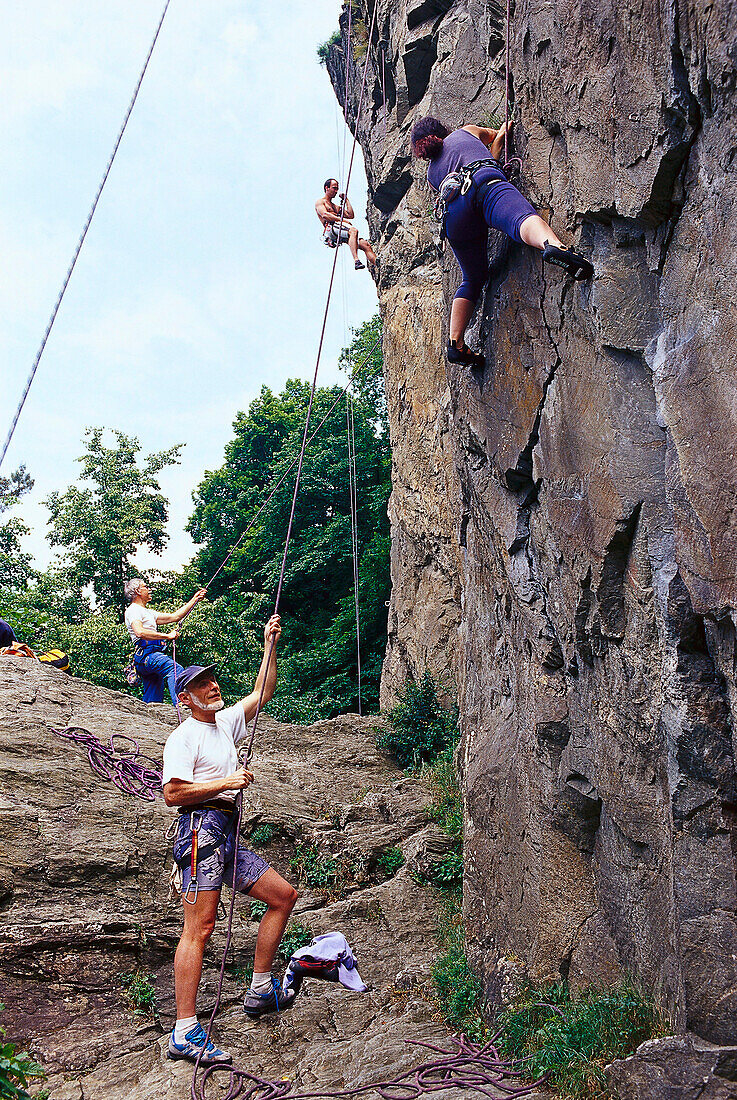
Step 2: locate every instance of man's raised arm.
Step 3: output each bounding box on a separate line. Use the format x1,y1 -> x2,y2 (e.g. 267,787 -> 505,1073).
241,614 -> 281,722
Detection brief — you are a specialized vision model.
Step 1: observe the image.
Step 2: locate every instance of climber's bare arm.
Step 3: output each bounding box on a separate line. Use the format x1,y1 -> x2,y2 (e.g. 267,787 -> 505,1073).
463,123 -> 510,160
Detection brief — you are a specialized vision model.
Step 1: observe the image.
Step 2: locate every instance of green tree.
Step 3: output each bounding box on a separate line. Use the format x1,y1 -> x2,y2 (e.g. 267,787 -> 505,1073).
0,466 -> 34,589
339,314 -> 386,435
44,429 -> 182,617
188,320 -> 391,718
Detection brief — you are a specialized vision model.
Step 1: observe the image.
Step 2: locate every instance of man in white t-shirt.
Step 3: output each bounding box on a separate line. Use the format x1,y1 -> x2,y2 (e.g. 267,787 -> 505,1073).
162,614 -> 298,1066
124,578 -> 206,705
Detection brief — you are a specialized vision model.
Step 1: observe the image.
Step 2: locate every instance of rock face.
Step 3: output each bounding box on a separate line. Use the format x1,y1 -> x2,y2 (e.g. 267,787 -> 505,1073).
0,659 -> 502,1099
326,0 -> 737,1055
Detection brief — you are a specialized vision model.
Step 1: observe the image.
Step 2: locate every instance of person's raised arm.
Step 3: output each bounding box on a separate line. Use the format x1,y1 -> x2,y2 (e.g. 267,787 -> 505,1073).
339,193 -> 355,219
241,615 -> 281,722
462,122 -> 510,160
157,588 -> 207,625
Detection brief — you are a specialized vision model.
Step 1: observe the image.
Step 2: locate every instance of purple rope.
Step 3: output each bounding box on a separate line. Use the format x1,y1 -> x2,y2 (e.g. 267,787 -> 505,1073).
50,725 -> 162,801
193,1036 -> 548,1100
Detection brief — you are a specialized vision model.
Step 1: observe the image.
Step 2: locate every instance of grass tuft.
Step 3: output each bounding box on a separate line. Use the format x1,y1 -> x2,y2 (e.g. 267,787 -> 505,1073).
120,971 -> 157,1018
496,981 -> 669,1098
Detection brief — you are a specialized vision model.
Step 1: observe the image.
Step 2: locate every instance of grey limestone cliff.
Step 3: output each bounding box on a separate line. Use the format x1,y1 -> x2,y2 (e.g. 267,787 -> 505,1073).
326,0 -> 737,1063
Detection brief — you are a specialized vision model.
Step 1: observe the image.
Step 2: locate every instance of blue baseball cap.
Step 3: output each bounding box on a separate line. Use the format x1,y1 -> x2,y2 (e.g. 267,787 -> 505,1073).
175,664 -> 217,696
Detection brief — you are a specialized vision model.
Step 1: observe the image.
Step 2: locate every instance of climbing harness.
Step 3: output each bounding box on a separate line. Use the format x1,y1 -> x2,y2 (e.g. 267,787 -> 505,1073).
194,1033 -> 547,1099
0,0 -> 173,474
433,159 -> 507,227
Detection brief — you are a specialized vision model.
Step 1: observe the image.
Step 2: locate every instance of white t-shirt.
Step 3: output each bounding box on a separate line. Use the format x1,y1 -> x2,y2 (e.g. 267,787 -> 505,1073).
124,603 -> 163,645
162,703 -> 248,803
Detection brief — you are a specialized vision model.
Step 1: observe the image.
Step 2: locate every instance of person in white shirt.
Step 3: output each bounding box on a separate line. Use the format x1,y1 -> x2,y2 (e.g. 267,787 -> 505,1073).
162,614 -> 298,1067
123,578 -> 206,704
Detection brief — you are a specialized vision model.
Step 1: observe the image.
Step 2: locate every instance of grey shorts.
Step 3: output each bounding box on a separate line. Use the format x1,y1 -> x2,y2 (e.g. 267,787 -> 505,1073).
326,224 -> 352,246
174,807 -> 270,894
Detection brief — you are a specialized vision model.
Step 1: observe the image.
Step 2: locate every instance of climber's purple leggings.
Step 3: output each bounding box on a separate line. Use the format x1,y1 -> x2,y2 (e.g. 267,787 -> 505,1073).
444,165 -> 537,302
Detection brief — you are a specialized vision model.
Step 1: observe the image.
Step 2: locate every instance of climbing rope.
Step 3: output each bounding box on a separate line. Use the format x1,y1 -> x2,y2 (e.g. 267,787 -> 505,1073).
190,5 -> 381,1094
346,392 -> 362,714
49,726 -> 162,800
0,0 -> 173,474
194,1033 -> 547,1100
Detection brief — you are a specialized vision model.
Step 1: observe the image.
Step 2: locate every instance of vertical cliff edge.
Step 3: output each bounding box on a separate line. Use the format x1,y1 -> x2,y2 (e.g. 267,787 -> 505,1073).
326,0 -> 737,1055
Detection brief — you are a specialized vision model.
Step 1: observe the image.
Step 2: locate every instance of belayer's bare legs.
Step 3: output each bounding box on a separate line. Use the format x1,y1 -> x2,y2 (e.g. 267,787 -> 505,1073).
174,889 -> 219,1018
248,868 -> 298,972
519,214 -> 564,251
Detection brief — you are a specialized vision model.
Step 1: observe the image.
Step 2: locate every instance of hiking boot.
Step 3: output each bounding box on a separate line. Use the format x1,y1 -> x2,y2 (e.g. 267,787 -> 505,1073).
243,979 -> 296,1019
167,1022 -> 232,1065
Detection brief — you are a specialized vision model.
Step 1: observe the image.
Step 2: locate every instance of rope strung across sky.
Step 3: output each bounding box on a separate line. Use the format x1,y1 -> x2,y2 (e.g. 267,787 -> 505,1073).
0,0 -> 173,474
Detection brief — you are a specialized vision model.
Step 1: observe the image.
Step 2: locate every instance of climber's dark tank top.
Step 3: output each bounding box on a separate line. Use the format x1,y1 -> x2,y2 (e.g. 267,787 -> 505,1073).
427,129 -> 492,191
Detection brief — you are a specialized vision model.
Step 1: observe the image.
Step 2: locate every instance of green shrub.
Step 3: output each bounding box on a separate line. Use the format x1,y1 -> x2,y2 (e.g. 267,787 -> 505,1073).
431,916 -> 484,1041
249,823 -> 277,847
378,672 -> 458,768
376,846 -> 404,877
0,1003 -> 44,1099
317,29 -> 341,65
249,900 -> 268,921
423,851 -> 463,891
496,981 -> 668,1098
289,842 -> 337,888
278,922 -> 314,961
425,741 -> 463,840
120,971 -> 157,1017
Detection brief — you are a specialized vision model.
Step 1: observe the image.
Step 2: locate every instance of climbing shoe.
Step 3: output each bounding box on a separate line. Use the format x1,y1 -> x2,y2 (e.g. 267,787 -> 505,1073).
542,241 -> 594,280
447,339 -> 485,369
355,260 -> 365,270
167,1023 -> 232,1065
243,978 -> 296,1019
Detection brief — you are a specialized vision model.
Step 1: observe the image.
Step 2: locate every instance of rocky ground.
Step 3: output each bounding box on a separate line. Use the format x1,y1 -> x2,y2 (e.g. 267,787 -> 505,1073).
0,658 -> 547,1100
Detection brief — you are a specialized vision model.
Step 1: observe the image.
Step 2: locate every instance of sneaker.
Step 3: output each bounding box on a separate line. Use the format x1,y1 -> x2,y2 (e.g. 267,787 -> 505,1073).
167,1022 -> 232,1065
355,260 -> 365,270
447,339 -> 485,369
243,978 -> 296,1019
542,241 -> 594,280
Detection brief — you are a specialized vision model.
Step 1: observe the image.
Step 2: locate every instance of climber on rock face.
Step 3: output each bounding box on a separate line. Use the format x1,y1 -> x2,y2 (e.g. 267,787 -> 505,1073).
316,178 -> 377,270
410,117 -> 594,369
162,615 -> 298,1067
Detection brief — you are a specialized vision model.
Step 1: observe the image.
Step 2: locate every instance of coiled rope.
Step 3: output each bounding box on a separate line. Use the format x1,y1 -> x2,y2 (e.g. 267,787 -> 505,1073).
48,726 -> 162,801
196,1034 -> 546,1100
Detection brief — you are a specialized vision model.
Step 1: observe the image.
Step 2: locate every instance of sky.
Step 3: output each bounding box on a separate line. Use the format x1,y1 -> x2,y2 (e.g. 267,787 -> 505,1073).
0,0 -> 377,574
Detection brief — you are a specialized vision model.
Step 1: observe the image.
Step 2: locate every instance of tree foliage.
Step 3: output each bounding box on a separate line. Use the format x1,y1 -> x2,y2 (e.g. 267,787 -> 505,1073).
44,429 -> 182,617
188,317 -> 390,717
0,467 -> 34,590
4,318 -> 391,720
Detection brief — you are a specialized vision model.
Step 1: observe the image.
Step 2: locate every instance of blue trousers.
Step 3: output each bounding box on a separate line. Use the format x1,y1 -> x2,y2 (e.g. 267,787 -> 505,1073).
444,165 -> 537,302
135,650 -> 184,705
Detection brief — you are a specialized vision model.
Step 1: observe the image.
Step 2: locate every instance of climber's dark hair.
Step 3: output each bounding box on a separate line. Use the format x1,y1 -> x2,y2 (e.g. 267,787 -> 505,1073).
410,117 -> 449,160
324,178 -> 339,191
